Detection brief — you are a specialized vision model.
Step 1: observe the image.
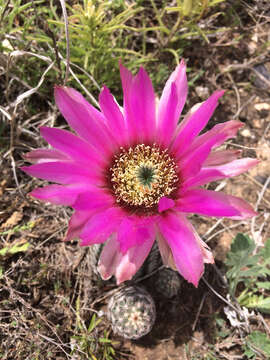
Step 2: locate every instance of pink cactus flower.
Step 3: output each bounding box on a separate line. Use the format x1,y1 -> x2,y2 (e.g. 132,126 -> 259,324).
21,61 -> 258,286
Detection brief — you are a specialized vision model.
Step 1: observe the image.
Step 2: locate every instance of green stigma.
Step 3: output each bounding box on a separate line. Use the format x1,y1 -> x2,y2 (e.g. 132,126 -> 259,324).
137,166 -> 155,187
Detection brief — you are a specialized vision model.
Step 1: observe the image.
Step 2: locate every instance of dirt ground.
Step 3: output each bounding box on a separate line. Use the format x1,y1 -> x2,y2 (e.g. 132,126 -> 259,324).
1,1 -> 270,359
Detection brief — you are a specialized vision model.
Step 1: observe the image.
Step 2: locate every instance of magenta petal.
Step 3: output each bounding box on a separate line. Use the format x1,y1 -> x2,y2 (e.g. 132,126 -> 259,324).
179,121 -> 245,180
115,235 -> 155,284
204,149 -> 242,166
30,185 -> 83,205
65,210 -> 93,242
98,233 -> 155,284
195,234 -> 214,264
158,60 -> 187,116
183,158 -> 259,188
132,67 -> 156,143
23,149 -> 68,163
54,86 -> 116,156
80,208 -> 124,246
73,191 -> 114,211
177,189 -> 257,218
172,90 -> 224,157
119,62 -> 133,99
123,67 -> 156,143
158,197 -> 175,213
156,232 -> 177,269
118,217 -> 155,253
179,131 -> 225,180
190,120 -> 243,154
21,162 -> 98,184
119,63 -> 134,140
182,168 -> 223,188
208,158 -> 259,177
172,102 -> 201,133
156,82 -> 178,147
40,127 -> 106,168
98,234 -> 120,280
158,212 -> 204,287
117,217 -> 136,251
99,86 -> 127,146
157,60 -> 187,147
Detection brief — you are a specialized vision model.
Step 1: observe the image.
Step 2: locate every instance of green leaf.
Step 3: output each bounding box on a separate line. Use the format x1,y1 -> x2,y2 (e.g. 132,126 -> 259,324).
0,242 -> 30,257
256,282 -> 270,290
99,337 -> 112,343
244,331 -> 270,358
87,313 -> 102,333
259,238 -> 270,264
88,313 -> 96,333
75,296 -> 83,331
225,233 -> 257,294
0,221 -> 35,236
239,293 -> 270,314
226,233 -> 270,304
229,233 -> 255,256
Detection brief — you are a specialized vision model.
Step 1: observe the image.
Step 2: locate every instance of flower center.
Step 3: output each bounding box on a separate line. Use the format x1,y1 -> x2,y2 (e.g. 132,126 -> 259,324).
110,144 -> 178,210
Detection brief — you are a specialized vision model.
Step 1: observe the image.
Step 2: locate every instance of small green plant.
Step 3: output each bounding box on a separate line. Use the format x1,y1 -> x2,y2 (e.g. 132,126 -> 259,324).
0,0 -> 38,41
71,297 -> 117,359
0,221 -> 35,236
1,0 -> 228,103
166,0 -> 226,18
98,330 -> 117,360
244,331 -> 270,359
149,0 -> 226,51
0,0 -> 61,94
225,233 -> 270,313
214,316 -> 230,339
0,241 -> 30,257
47,0 -> 150,94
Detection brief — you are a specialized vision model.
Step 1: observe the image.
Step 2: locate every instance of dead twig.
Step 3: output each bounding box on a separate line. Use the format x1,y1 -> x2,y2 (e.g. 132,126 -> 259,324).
192,293 -> 206,331
59,0 -> 70,85
251,176 -> 270,247
232,95 -> 256,120
202,277 -> 239,313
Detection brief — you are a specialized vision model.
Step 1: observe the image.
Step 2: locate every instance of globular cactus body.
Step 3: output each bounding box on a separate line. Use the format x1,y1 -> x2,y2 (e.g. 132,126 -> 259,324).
89,243 -> 104,276
155,268 -> 182,298
107,286 -> 156,339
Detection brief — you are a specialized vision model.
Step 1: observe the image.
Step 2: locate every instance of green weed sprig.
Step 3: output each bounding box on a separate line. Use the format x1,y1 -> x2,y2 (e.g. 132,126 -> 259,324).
225,233 -> 270,314
71,297 -> 117,359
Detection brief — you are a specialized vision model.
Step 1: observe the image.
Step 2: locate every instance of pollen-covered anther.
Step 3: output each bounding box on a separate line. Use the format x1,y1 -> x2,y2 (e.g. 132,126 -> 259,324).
110,144 -> 178,208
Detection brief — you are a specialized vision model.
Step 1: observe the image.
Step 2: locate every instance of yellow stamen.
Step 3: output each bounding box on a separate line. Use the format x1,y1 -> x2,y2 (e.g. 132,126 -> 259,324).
110,144 -> 178,209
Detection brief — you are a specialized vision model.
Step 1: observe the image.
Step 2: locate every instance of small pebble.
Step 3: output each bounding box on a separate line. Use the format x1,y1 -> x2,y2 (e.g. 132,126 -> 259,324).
195,86 -> 210,100
254,103 -> 270,111
240,128 -> 252,138
253,64 -> 270,89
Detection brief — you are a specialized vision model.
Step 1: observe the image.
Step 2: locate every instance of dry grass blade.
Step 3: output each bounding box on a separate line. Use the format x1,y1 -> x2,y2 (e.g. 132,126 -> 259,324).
59,0 -> 70,85
12,62 -> 55,108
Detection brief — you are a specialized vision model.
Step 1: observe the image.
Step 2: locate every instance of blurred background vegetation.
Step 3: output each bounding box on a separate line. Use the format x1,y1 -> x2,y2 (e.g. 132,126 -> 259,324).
0,0 -> 226,99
